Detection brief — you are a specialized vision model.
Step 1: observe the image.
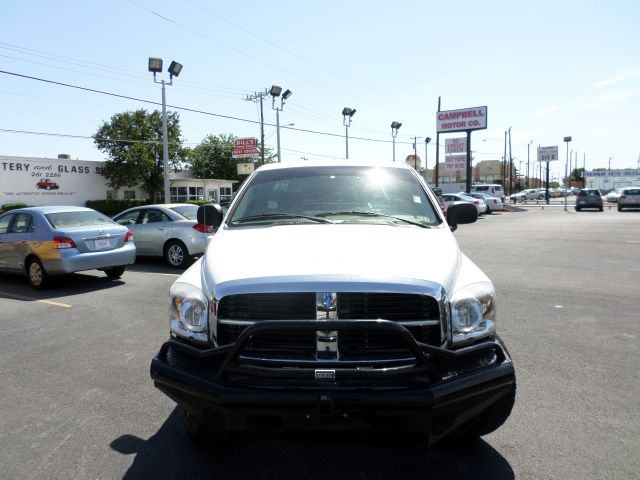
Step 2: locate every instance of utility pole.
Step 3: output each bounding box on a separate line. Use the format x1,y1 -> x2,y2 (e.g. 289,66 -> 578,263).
508,127 -> 513,196
245,89 -> 269,166
503,130 -> 507,193
435,97 -> 441,187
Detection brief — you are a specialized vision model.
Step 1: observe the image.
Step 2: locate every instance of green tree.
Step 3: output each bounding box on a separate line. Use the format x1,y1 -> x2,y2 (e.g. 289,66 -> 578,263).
94,109 -> 184,200
188,134 -> 237,179
187,134 -> 276,186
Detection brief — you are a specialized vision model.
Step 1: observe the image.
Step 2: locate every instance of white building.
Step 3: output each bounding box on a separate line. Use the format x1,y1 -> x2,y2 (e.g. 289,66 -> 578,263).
584,169 -> 640,192
1,154 -> 235,207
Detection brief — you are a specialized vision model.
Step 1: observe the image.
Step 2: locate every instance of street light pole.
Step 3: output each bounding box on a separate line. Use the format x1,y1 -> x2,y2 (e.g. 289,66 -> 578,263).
425,137 -> 431,183
270,85 -> 292,163
149,57 -> 182,204
342,107 -> 356,159
411,136 -> 422,170
527,140 -> 533,188
391,121 -> 402,162
563,136 -> 572,211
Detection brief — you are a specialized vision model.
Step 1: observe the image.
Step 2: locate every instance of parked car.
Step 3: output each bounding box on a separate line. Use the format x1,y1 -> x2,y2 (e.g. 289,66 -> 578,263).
525,188 -> 545,200
112,204 -> 216,268
617,187 -> 640,211
443,193 -> 487,215
35,178 -> 59,190
471,183 -> 505,202
575,188 -> 603,211
606,188 -> 625,203
0,206 -> 136,289
465,191 -> 503,213
150,161 -> 515,447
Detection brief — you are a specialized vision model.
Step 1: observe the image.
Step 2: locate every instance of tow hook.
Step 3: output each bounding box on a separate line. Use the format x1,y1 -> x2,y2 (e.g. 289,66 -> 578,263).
317,394 -> 334,416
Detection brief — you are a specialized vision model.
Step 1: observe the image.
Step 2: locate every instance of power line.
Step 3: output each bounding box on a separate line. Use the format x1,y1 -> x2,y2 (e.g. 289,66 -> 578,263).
0,69 -> 415,145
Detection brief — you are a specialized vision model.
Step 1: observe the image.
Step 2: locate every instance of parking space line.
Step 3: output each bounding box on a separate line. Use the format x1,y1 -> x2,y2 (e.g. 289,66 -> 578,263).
0,291 -> 72,308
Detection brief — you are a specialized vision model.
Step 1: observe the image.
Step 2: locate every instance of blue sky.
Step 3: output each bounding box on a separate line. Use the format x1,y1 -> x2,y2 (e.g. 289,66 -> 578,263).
2,0 -> 639,182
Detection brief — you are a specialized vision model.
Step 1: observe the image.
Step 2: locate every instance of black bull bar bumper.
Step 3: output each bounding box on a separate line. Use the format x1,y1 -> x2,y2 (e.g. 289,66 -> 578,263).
150,320 -> 515,436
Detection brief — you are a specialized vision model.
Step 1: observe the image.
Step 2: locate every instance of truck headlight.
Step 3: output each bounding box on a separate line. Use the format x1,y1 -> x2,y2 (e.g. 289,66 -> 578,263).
170,282 -> 208,343
450,282 -> 496,345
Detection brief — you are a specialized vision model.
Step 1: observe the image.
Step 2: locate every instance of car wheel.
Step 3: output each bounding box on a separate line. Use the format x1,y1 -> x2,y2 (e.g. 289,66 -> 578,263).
105,266 -> 126,279
27,258 -> 48,289
451,378 -> 516,440
599,207 -> 603,212
181,407 -> 229,447
575,207 -> 580,212
165,240 -> 189,268
617,204 -> 623,212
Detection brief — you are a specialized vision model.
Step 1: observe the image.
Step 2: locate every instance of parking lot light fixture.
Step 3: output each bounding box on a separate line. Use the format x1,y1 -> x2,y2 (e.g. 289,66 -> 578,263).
149,57 -> 183,204
342,107 -> 356,159
391,121 -> 402,162
271,85 -> 292,162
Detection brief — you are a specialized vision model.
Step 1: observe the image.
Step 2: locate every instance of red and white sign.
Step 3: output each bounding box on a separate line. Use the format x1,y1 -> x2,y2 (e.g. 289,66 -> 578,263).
232,138 -> 259,158
445,154 -> 467,171
436,106 -> 487,133
445,137 -> 467,154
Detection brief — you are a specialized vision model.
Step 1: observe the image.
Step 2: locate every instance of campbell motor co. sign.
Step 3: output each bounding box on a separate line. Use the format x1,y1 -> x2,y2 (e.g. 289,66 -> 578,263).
436,106 -> 487,133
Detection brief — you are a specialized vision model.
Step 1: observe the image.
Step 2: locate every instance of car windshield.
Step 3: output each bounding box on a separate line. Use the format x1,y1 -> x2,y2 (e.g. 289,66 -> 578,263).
46,210 -> 114,228
169,205 -> 199,220
228,166 -> 441,227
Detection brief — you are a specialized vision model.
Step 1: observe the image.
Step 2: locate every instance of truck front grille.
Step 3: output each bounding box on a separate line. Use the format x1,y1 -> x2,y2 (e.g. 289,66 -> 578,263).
217,292 -> 442,361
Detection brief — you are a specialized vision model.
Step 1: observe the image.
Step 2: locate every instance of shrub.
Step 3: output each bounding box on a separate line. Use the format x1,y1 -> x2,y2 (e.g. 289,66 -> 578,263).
1,203 -> 29,213
86,199 -> 150,217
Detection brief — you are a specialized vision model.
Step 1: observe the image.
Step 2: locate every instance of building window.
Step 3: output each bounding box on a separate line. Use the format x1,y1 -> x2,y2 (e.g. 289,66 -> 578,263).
124,190 -> 136,200
220,187 -> 232,203
106,190 -> 117,200
170,186 -> 188,203
208,190 -> 218,202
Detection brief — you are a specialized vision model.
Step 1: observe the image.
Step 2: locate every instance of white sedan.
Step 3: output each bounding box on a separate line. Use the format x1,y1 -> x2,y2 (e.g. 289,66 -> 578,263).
443,193 -> 488,215
465,192 -> 503,213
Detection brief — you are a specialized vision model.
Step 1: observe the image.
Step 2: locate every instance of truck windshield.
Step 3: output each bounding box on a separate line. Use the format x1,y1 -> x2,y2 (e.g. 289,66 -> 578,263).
228,166 -> 441,227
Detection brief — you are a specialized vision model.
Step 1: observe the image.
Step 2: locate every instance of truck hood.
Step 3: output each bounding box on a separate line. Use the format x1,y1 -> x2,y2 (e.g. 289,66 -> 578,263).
201,224 -> 461,297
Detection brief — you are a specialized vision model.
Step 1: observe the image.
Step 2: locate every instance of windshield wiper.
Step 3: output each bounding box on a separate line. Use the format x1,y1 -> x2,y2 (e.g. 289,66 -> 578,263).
231,213 -> 333,224
317,211 -> 432,228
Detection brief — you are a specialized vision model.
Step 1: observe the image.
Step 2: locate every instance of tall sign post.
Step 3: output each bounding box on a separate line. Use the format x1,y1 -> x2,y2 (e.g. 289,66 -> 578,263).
537,145 -> 559,204
436,106 -> 487,193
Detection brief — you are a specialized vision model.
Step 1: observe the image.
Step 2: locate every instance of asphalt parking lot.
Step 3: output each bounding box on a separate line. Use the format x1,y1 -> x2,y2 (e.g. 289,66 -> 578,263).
1,206 -> 639,479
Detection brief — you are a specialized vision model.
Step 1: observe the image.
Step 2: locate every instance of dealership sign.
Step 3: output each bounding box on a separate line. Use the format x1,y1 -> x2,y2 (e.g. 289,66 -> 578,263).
436,106 -> 487,133
445,154 -> 467,171
232,138 -> 259,158
445,137 -> 467,154
537,146 -> 559,162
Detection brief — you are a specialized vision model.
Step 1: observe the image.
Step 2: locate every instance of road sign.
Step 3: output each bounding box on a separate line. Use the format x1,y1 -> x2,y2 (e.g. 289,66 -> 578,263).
445,154 -> 467,171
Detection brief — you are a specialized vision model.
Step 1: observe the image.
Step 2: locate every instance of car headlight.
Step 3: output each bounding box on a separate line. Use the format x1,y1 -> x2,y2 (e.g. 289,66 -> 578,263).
170,282 -> 208,343
450,282 -> 496,346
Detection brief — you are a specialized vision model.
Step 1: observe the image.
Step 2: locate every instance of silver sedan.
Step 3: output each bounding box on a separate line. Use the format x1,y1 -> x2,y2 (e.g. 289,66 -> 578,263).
113,204 -> 215,268
0,206 -> 136,289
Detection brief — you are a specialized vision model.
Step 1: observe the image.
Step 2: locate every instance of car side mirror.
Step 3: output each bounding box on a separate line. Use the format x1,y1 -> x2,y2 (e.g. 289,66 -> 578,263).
446,201 -> 478,231
197,204 -> 223,228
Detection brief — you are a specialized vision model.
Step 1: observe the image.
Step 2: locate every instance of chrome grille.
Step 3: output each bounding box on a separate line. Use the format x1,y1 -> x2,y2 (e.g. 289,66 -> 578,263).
217,292 -> 442,359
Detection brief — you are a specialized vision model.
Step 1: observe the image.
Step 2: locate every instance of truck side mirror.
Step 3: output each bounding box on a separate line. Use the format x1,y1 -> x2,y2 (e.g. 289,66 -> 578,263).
197,204 -> 223,228
446,202 -> 478,231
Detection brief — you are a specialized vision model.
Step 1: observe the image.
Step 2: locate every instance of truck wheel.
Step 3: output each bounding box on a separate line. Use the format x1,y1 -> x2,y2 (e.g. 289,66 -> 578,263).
181,408 -> 229,447
452,379 -> 516,439
165,240 -> 188,268
27,258 -> 49,289
104,266 -> 126,279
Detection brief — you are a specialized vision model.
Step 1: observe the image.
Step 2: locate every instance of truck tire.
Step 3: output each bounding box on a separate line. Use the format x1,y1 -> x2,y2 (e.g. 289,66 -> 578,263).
452,378 -> 516,439
181,408 -> 229,447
